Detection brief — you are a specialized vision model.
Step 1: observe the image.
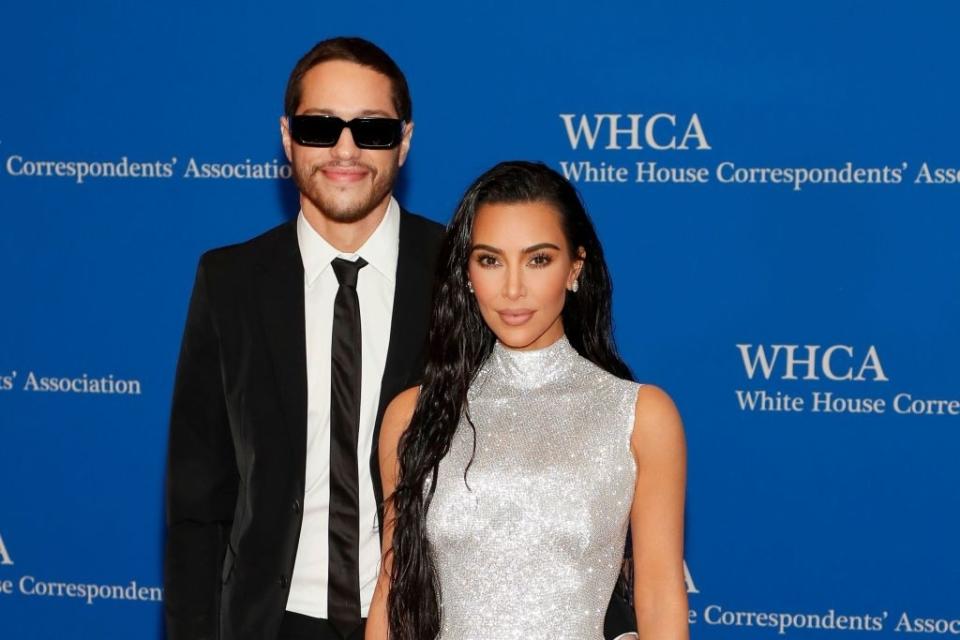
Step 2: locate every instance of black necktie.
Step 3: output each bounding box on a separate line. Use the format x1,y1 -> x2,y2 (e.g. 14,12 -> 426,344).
328,256 -> 367,637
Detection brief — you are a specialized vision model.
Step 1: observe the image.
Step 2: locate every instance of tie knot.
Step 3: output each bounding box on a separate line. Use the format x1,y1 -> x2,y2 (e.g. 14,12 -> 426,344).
331,257 -> 367,287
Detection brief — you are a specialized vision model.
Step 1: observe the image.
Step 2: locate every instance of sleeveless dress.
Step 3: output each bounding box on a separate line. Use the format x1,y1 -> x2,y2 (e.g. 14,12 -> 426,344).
425,335 -> 641,640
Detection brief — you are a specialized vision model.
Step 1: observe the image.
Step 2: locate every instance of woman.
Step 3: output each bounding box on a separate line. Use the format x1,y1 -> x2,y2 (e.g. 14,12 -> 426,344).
366,161 -> 688,640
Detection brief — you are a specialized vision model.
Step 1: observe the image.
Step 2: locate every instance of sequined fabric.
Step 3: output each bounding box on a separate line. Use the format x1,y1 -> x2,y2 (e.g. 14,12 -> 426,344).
425,335 -> 640,640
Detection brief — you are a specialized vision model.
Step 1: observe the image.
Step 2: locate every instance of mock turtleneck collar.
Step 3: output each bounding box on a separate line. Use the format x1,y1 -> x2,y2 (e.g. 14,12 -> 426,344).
487,334 -> 578,390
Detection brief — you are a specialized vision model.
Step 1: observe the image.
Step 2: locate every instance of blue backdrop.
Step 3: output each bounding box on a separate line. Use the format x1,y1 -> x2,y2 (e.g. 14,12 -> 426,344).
2,1 -> 958,638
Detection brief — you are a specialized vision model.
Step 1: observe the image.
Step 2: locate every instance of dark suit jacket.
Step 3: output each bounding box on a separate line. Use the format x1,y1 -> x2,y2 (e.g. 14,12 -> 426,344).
165,210 -> 444,640
164,209 -> 637,640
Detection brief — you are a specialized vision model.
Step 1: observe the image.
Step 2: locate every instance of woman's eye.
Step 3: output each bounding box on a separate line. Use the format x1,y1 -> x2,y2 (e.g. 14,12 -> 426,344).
530,253 -> 552,267
477,254 -> 500,268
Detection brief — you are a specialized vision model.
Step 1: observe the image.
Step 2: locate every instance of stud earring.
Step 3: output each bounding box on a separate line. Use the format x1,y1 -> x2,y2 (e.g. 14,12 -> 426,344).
571,279 -> 579,293
467,280 -> 475,293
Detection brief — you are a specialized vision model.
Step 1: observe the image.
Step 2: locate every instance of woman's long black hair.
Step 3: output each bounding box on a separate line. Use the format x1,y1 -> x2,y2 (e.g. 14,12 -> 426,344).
387,161 -> 633,639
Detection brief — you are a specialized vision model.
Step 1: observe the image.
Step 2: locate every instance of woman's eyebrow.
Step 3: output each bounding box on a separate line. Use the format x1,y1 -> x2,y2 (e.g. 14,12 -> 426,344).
470,242 -> 561,254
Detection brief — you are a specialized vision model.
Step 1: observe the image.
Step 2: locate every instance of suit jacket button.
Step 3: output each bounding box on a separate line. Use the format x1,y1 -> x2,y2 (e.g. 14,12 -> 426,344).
292,499 -> 301,514
279,575 -> 289,589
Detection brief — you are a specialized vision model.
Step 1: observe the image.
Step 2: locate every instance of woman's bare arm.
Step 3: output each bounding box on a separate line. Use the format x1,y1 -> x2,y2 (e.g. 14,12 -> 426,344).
629,384 -> 689,639
365,386 -> 420,640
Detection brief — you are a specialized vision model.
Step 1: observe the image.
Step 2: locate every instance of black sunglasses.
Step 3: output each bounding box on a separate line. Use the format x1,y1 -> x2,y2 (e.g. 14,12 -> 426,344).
289,115 -> 405,149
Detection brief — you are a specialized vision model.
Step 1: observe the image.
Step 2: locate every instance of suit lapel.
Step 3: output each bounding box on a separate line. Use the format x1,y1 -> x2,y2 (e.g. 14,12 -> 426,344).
378,212 -> 432,415
254,222 -> 308,480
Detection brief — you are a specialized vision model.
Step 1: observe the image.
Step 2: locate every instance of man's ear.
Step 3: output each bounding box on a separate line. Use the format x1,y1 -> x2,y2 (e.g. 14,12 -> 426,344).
280,115 -> 293,162
398,120 -> 414,167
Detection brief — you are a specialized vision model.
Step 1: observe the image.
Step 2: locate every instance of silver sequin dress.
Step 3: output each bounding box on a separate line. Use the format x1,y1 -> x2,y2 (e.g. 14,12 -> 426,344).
426,335 -> 640,640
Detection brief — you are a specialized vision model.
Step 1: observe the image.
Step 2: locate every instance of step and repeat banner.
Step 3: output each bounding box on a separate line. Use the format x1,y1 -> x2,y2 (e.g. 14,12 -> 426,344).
2,2 -> 957,638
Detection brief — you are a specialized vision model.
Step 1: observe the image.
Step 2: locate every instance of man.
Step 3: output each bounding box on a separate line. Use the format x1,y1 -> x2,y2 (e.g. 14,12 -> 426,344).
165,36 -> 638,640
165,37 -> 442,640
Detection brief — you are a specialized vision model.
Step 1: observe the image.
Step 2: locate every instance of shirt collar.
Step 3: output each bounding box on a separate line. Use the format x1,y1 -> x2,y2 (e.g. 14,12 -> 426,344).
297,197 -> 401,287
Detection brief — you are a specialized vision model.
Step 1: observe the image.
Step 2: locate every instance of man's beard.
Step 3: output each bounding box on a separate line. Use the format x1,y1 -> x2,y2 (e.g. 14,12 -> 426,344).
292,159 -> 398,223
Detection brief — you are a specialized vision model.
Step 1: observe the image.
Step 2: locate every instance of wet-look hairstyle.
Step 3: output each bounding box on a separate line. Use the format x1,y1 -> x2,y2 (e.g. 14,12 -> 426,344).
386,161 -> 632,639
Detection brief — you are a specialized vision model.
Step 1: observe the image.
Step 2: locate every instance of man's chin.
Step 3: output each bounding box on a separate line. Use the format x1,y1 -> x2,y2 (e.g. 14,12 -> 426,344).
307,194 -> 381,224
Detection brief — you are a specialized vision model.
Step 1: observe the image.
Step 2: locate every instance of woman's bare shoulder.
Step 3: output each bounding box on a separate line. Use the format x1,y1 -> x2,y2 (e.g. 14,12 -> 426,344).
631,384 -> 685,459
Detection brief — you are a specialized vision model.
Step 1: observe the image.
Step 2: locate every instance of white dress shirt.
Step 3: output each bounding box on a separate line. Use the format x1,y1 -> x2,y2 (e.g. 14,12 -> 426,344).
286,198 -> 400,619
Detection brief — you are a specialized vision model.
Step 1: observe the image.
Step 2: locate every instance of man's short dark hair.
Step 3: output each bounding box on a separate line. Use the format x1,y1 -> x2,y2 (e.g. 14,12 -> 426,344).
284,36 -> 412,121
